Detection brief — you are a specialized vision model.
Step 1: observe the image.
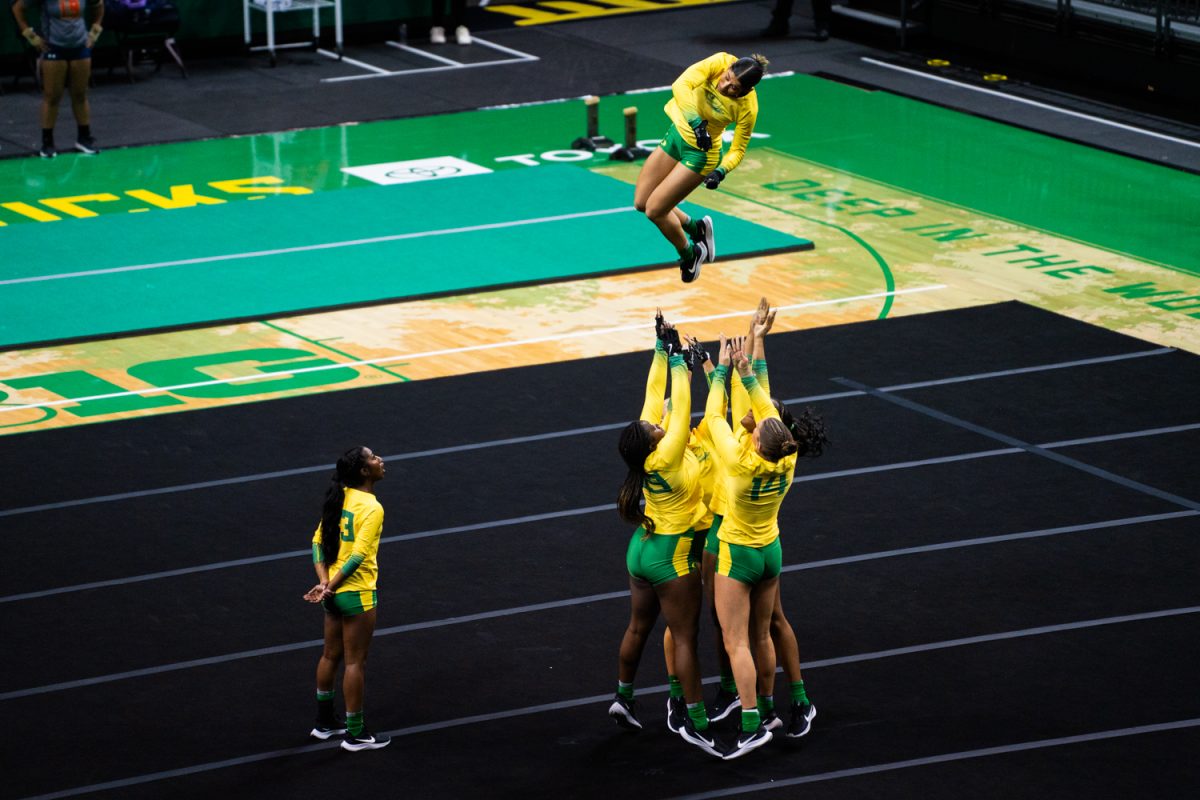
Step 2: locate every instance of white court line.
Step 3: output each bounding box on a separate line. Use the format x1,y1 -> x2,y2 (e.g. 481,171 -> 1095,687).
861,57 -> 1200,150
11,609 -> 1200,799
323,36 -> 537,83
315,48 -> 390,74
386,41 -> 463,67
0,206 -> 633,288
667,718 -> 1200,800
0,348 -> 1180,519
0,288 -> 945,414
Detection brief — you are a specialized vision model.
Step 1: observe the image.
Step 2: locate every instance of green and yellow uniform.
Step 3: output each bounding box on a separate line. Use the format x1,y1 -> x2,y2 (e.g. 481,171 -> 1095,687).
662,52 -> 760,176
704,365 -> 797,584
312,487 -> 384,615
626,344 -> 706,585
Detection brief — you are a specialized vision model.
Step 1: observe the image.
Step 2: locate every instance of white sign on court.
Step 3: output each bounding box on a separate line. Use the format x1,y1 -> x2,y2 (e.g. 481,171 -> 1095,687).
341,156 -> 493,185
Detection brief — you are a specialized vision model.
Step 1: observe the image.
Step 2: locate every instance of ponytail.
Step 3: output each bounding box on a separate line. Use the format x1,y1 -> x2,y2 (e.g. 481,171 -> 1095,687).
316,446 -> 369,565
779,404 -> 830,459
617,421 -> 656,534
319,479 -> 346,565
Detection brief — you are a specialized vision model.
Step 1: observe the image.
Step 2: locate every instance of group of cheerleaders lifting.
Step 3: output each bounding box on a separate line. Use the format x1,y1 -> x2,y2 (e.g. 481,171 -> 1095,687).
611,300 -> 828,760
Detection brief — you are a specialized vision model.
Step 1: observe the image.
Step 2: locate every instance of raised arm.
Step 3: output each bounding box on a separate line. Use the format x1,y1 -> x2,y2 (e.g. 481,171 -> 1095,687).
656,353 -> 692,465
750,298 -> 776,396
639,311 -> 673,423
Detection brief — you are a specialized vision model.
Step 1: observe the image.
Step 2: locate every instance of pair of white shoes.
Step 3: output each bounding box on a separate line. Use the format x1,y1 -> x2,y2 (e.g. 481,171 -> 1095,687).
430,25 -> 470,45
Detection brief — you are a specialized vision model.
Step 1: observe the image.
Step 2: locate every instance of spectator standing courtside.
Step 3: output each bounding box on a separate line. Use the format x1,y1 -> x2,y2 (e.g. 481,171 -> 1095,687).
763,0 -> 832,41
430,0 -> 470,44
11,0 -> 105,157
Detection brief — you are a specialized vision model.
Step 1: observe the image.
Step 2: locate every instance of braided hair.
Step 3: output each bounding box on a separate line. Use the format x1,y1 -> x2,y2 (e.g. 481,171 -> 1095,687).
778,404 -> 830,459
617,421 -> 656,534
757,416 -> 799,462
318,446 -> 370,565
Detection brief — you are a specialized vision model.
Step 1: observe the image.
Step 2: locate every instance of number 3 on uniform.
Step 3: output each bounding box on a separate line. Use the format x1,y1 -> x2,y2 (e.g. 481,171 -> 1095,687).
339,510 -> 356,542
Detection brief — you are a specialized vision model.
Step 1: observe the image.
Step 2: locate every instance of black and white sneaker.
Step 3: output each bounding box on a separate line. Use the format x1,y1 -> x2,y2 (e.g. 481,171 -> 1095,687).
679,241 -> 706,283
666,696 -> 686,734
341,729 -> 391,751
608,695 -> 642,730
787,700 -> 816,738
695,215 -> 715,262
680,717 -> 723,757
38,144 -> 56,159
709,688 -> 739,723
74,136 -> 100,155
310,718 -> 348,740
762,708 -> 783,732
723,724 -> 772,760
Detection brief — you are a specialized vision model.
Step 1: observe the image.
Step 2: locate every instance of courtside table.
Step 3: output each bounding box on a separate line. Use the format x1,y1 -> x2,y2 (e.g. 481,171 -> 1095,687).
243,0 -> 343,66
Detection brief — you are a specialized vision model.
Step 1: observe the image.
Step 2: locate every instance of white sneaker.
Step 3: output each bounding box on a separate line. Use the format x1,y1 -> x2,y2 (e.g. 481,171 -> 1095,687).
430,25 -> 446,44
455,25 -> 471,45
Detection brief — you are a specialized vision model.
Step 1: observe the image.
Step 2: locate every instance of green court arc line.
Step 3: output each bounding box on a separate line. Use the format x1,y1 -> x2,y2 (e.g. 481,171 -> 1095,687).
761,147 -> 1200,281
0,405 -> 56,429
259,321 -> 412,382
717,186 -> 897,320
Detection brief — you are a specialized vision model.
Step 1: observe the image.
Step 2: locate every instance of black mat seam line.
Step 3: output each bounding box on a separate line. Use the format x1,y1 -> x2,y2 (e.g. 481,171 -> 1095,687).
4,418 -> 1197,605
664,717 -> 1200,800
14,608 -> 1200,800
833,376 -> 1200,512
0,344 -> 1180,518
0,244 -> 813,352
7,514 -> 1198,699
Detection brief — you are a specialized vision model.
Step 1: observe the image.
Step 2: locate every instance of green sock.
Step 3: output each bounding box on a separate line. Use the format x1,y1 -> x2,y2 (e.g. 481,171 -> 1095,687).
791,680 -> 809,705
687,702 -> 709,731
681,215 -> 699,238
346,710 -> 364,736
757,695 -> 775,717
617,681 -> 634,700
668,675 -> 683,699
720,669 -> 737,694
316,689 -> 335,723
741,708 -> 761,733
677,243 -> 693,260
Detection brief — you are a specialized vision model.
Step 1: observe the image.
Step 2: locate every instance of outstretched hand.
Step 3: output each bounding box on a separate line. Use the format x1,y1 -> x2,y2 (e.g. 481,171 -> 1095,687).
683,334 -> 711,373
729,336 -> 751,376
754,308 -> 777,339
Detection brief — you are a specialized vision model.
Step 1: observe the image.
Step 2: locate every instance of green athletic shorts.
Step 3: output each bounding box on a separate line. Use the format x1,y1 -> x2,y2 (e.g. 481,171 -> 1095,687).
626,527 -> 699,585
705,514 -> 723,557
716,537 -> 782,585
323,589 -> 378,617
658,125 -> 723,175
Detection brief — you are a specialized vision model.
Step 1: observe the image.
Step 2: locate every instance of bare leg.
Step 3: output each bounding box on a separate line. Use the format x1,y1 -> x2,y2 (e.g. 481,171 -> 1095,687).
67,58 -> 92,127
702,550 -> 730,677
39,59 -> 68,131
617,576 -> 660,684
644,163 -> 705,253
315,612 -> 344,693
655,571 -> 703,702
714,573 -> 756,711
768,582 -> 803,688
749,577 -> 779,700
341,608 -> 377,714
